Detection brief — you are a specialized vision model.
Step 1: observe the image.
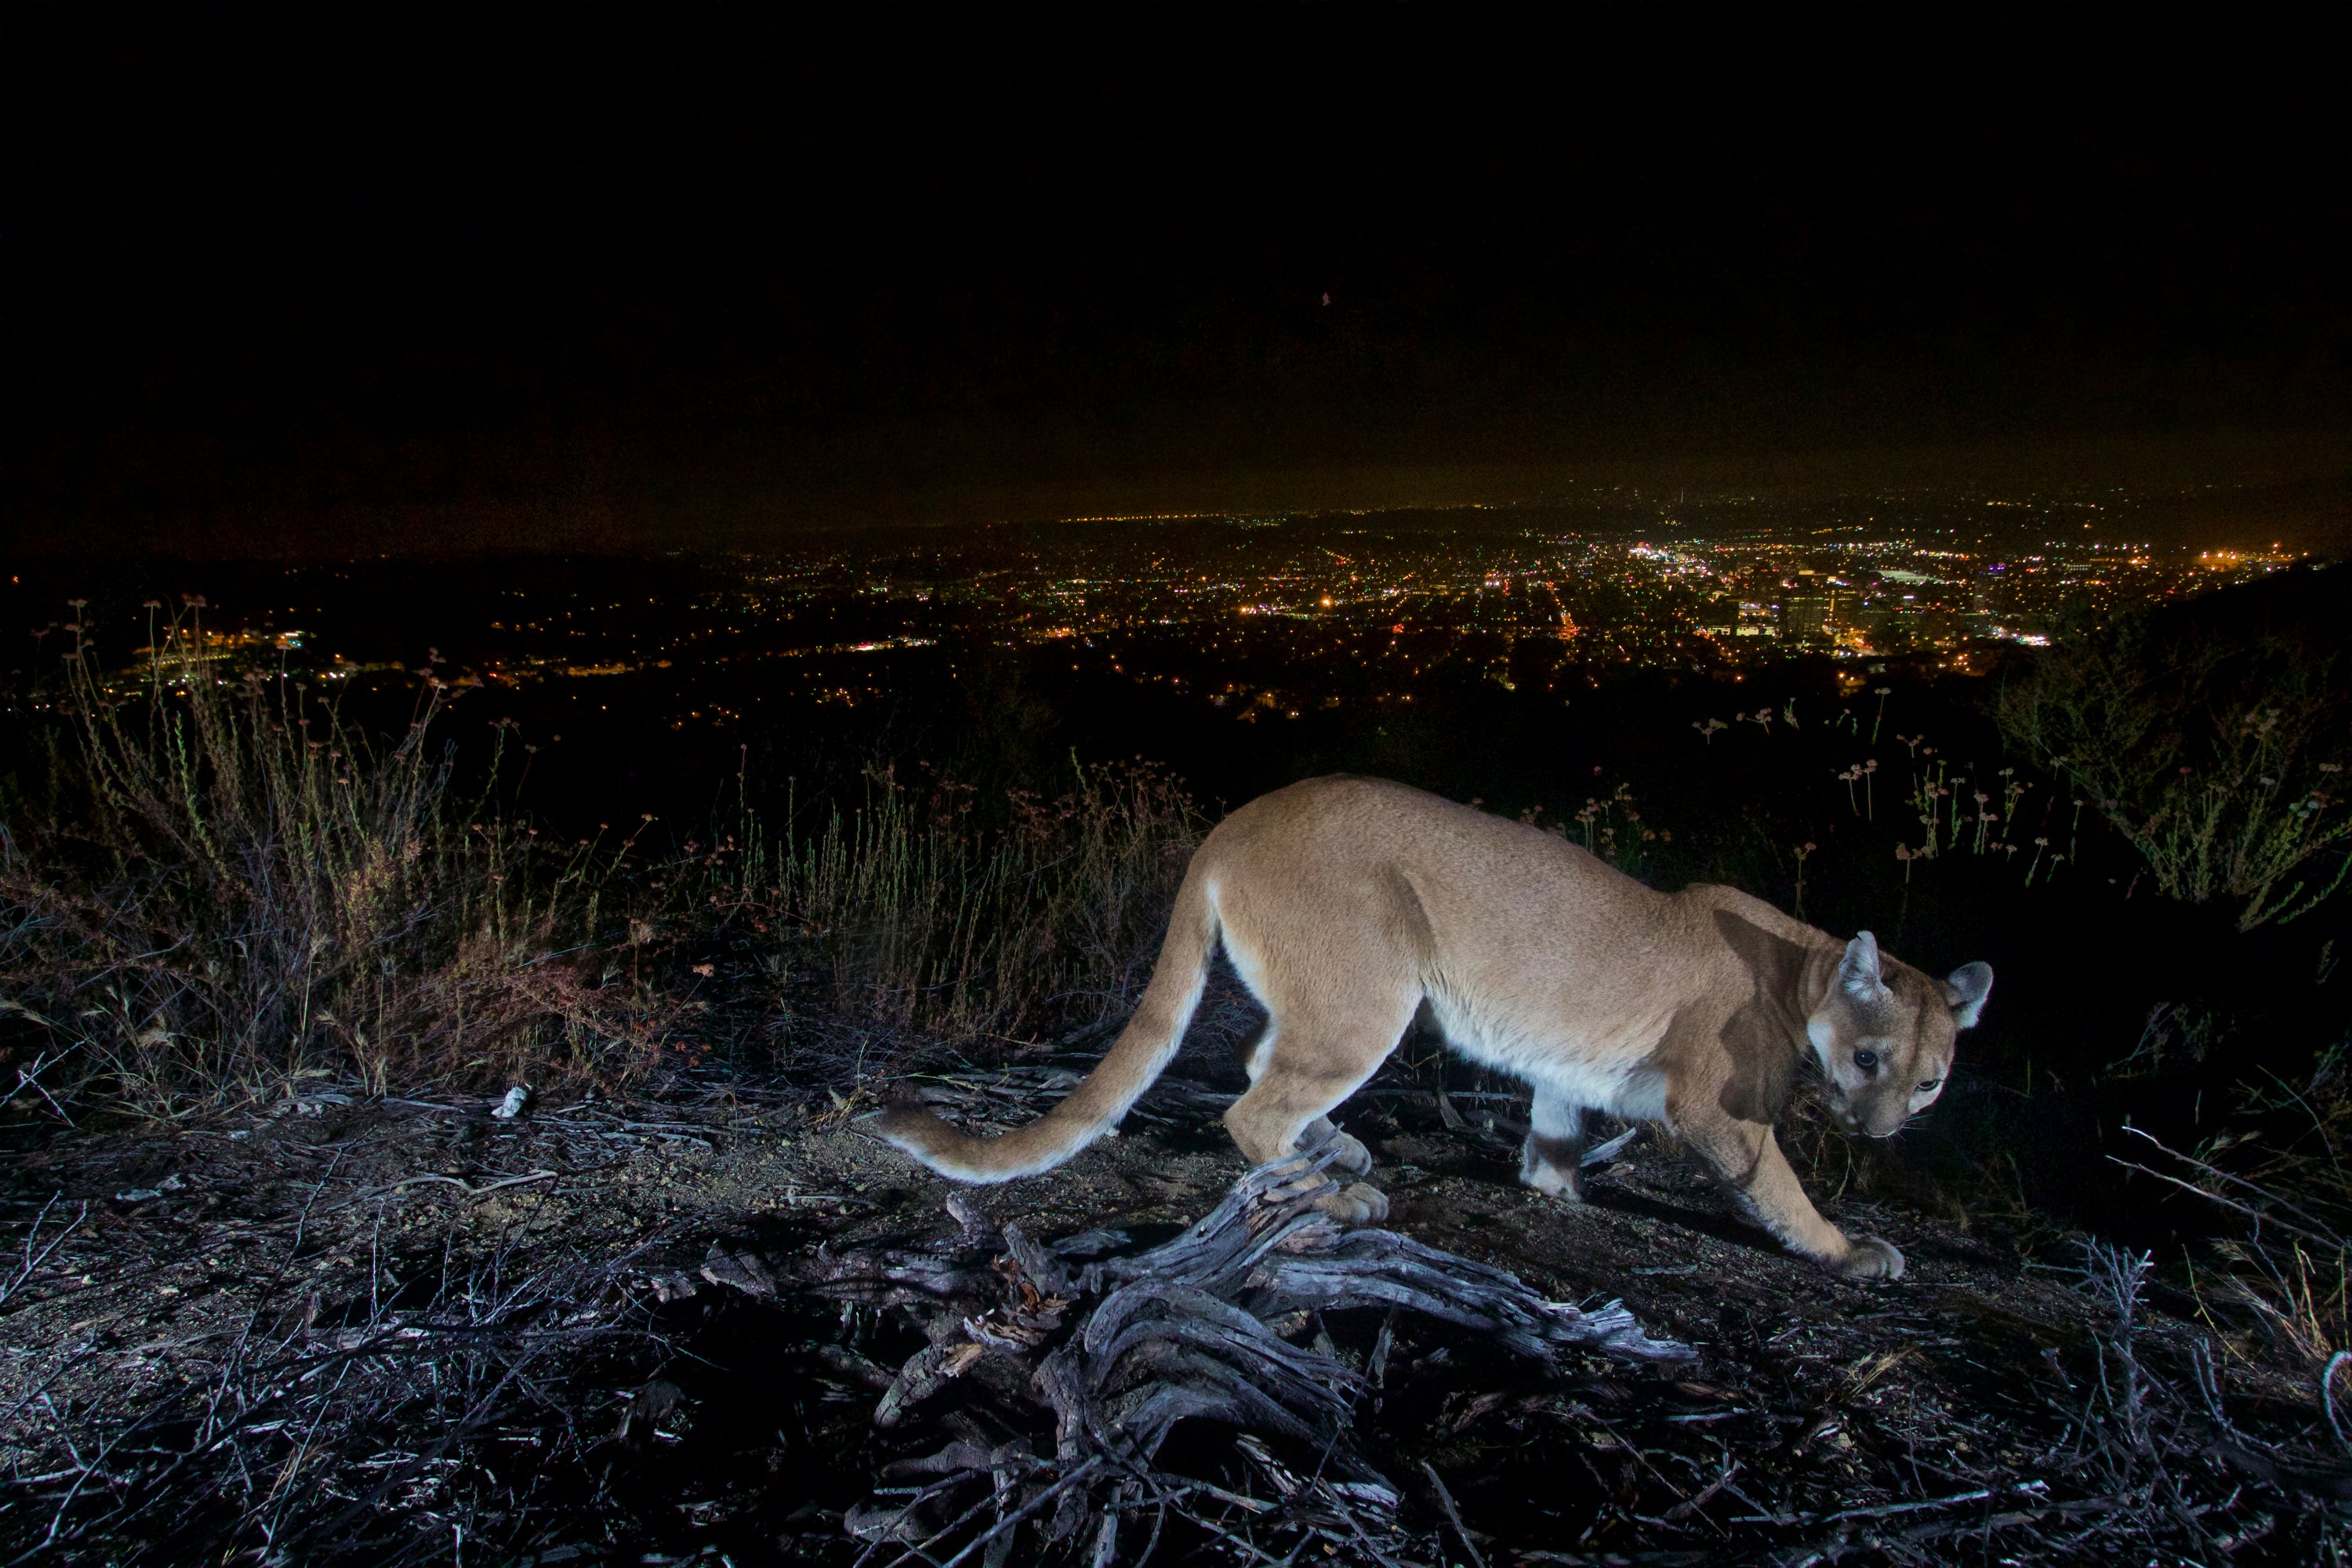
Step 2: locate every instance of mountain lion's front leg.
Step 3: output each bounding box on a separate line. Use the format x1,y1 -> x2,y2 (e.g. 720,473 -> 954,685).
1675,1110 -> 1904,1279
1519,1085 -> 1588,1200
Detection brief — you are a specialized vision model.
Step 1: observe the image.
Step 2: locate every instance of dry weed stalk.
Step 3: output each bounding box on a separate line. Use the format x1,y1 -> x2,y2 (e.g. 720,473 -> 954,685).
750,759 -> 1203,1042
2117,1080 -> 2352,1381
0,611 -> 672,1118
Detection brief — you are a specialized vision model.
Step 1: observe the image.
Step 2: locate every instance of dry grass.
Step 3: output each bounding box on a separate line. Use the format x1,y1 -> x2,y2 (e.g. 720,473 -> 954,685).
2147,1044 -> 2352,1377
0,612 -> 684,1120
746,759 -> 1204,1043
0,615 -> 1207,1123
0,1193 -> 660,1566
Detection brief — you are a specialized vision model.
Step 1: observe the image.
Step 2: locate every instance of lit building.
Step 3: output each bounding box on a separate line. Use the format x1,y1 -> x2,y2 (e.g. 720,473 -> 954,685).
1780,590 -> 1832,649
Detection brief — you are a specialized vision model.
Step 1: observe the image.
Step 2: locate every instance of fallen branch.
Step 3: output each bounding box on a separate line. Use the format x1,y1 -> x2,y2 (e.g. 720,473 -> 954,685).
717,1131 -> 1689,1562
330,1170 -> 557,1209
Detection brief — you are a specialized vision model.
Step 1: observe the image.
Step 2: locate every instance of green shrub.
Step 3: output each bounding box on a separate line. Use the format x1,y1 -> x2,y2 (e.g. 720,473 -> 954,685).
1994,573 -> 2352,929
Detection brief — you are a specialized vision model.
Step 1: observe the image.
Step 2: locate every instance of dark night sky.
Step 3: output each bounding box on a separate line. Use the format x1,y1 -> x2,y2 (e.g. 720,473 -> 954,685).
6,5 -> 2349,554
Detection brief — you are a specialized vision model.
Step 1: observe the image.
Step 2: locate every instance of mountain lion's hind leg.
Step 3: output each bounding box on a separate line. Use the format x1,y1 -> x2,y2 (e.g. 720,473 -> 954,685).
1301,1116 -> 1373,1175
1243,1029 -> 1373,1177
1223,1000 -> 1414,1225
1519,1085 -> 1588,1200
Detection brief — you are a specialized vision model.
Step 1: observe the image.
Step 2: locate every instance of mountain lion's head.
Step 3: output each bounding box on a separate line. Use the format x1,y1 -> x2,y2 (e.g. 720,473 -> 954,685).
1808,931 -> 1991,1138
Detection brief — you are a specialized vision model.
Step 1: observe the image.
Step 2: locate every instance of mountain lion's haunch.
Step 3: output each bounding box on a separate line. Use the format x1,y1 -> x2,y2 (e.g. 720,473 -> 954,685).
873,775 -> 1992,1279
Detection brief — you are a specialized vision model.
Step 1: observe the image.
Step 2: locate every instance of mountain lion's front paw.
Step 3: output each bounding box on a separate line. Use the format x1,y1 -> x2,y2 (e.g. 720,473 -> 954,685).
1314,1182 -> 1390,1226
1832,1235 -> 1905,1281
1519,1149 -> 1584,1201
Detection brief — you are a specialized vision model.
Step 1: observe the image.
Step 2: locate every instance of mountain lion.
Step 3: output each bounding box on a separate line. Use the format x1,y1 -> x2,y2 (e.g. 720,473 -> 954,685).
874,775 -> 1991,1279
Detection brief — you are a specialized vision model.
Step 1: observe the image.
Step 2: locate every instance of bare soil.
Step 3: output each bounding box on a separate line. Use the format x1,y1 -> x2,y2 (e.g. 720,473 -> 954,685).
2,1058 -> 2344,1566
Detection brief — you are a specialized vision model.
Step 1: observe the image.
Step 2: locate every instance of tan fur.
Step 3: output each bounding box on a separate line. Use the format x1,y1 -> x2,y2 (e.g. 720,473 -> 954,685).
873,775 -> 1991,1279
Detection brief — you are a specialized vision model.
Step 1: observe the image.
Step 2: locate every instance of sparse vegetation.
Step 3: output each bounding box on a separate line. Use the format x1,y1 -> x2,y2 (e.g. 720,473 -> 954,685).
756,760 -> 1202,1040
1996,578 -> 2352,928
0,612 -> 673,1120
2144,1040 -> 2352,1381
0,615 -> 1205,1126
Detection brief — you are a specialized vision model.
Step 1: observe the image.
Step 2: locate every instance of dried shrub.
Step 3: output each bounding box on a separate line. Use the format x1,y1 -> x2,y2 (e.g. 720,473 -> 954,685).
2151,1042 -> 2352,1376
753,759 -> 1205,1041
0,612 -> 665,1118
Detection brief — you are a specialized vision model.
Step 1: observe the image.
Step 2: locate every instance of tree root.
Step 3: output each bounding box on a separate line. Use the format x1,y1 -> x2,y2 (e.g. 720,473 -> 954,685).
707,1131 -> 1691,1561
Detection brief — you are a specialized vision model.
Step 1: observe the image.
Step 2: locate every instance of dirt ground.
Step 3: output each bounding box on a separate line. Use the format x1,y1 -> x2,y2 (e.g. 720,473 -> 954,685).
2,1057 -> 2344,1566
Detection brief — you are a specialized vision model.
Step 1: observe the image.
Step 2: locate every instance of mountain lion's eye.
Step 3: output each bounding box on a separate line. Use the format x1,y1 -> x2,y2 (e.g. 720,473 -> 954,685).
1917,1078 -> 1942,1092
1853,1049 -> 1879,1072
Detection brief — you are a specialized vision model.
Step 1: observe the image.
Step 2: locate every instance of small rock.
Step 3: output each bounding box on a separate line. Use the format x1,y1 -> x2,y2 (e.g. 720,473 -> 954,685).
491,1085 -> 532,1120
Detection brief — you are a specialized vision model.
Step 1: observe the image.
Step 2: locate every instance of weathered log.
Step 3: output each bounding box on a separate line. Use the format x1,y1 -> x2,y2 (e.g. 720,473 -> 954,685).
697,1131 -> 1693,1561
1247,1227 -> 1682,1363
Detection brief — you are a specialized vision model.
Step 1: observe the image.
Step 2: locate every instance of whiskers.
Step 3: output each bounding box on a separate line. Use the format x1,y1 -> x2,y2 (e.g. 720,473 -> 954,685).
1886,1102 -> 1941,1138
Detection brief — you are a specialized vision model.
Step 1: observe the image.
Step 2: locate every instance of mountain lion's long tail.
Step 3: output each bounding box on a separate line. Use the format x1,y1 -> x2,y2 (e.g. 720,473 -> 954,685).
868,865 -> 1221,1182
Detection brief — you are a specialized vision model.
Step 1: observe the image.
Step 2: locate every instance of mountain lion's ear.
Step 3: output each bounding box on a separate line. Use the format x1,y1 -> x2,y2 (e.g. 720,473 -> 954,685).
1839,931 -> 1889,1001
1944,962 -> 1994,1029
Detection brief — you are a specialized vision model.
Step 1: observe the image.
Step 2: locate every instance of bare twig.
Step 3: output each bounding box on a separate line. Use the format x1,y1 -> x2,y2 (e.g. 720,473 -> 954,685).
0,1194 -> 87,1310
328,1170 -> 557,1210
2324,1351 -> 2352,1461
1817,1479 -> 2045,1524
1419,1461 -> 1486,1568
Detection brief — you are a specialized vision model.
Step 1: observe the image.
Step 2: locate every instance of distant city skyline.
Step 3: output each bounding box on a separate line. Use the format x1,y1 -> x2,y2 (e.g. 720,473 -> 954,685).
10,506 -> 2307,750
